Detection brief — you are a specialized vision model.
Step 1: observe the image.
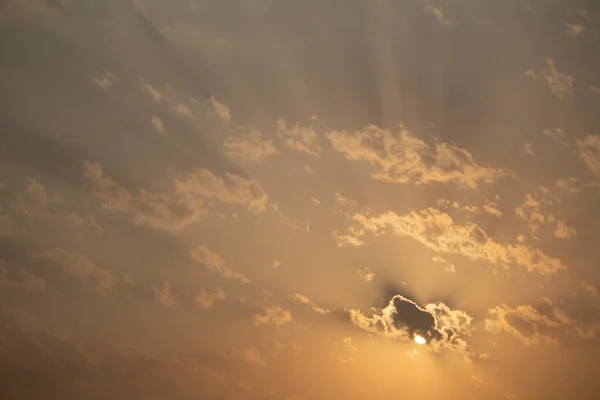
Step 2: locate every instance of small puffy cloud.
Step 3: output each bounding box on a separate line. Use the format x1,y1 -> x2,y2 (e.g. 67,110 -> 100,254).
82,161 -> 269,231
520,142 -> 534,155
195,288 -> 226,309
485,304 -> 571,346
231,346 -> 266,367
277,118 -> 321,156
432,257 -> 455,273
0,260 -> 46,292
150,116 -> 166,135
172,102 -> 193,119
152,282 -> 176,307
483,198 -> 503,217
12,178 -> 60,219
343,208 -> 565,274
581,281 -> 598,297
349,295 -> 473,356
327,125 -> 508,188
357,267 -> 375,282
525,58 -> 573,100
92,70 -> 116,90
288,293 -> 329,315
139,78 -> 169,103
576,135 -> 600,176
32,248 -> 117,291
209,96 -> 231,125
565,24 -> 584,37
425,6 -> 449,25
253,305 -> 292,327
224,129 -> 279,162
310,197 -> 321,205
189,245 -> 250,283
553,220 -> 576,240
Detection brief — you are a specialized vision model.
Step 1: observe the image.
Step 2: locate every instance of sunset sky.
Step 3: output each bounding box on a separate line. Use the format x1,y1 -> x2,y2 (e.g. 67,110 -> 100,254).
1,1 -> 600,399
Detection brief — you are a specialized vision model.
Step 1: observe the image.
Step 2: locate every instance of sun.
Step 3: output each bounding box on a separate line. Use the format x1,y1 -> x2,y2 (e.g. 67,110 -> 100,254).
414,335 -> 427,345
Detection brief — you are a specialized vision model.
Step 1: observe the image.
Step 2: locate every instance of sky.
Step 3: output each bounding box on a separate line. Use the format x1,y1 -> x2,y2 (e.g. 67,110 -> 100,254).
1,0 -> 600,399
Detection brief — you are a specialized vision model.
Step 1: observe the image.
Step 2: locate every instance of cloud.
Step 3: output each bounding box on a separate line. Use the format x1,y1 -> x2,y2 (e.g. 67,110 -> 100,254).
288,293 -> 329,315
150,115 -> 166,135
0,260 -> 46,292
209,96 -> 231,125
525,58 -> 573,100
485,304 -> 570,346
541,128 -> 569,146
277,118 -> 321,156
327,125 -> 508,188
32,248 -> 117,291
520,142 -> 534,155
432,257 -> 455,273
189,245 -> 250,283
82,161 -> 269,231
553,220 -> 576,240
342,207 -> 566,274
172,102 -> 193,119
349,295 -> 473,356
231,346 -> 266,367
425,6 -> 449,25
152,282 -> 176,307
253,305 -> 292,327
483,198 -> 503,217
581,281 -> 598,297
576,135 -> 600,176
92,70 -> 116,90
12,178 -> 60,219
195,288 -> 226,309
357,267 -> 375,282
224,129 -> 279,162
139,78 -> 169,103
565,24 -> 584,37
591,86 -> 600,94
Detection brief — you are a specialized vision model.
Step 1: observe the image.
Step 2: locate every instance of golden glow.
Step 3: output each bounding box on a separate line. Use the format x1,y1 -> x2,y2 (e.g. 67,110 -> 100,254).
414,335 -> 427,345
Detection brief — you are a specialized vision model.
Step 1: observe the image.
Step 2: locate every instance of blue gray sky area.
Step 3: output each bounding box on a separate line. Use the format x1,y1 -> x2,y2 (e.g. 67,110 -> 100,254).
1,1 -> 600,399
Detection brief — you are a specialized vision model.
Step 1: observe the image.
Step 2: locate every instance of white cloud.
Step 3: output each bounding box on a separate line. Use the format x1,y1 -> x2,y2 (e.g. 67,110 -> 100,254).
32,248 -> 117,291
277,119 -> 321,156
151,116 -> 166,135
139,78 -> 168,103
342,207 -> 566,274
525,58 -> 573,100
209,96 -> 231,125
576,135 -> 600,176
195,288 -> 226,309
485,304 -> 570,346
565,24 -> 584,37
231,346 -> 266,367
189,245 -> 250,283
172,103 -> 193,119
520,142 -> 534,156
288,293 -> 329,314
425,6 -> 449,25
82,161 -> 269,231
253,305 -> 292,327
553,220 -> 576,240
152,282 -> 176,307
223,129 -> 279,162
357,267 -> 375,282
92,70 -> 116,90
327,125 -> 508,188
432,257 -> 455,273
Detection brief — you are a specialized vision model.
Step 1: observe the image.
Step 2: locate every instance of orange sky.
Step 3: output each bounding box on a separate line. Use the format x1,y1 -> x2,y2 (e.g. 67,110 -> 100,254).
1,1 -> 600,399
